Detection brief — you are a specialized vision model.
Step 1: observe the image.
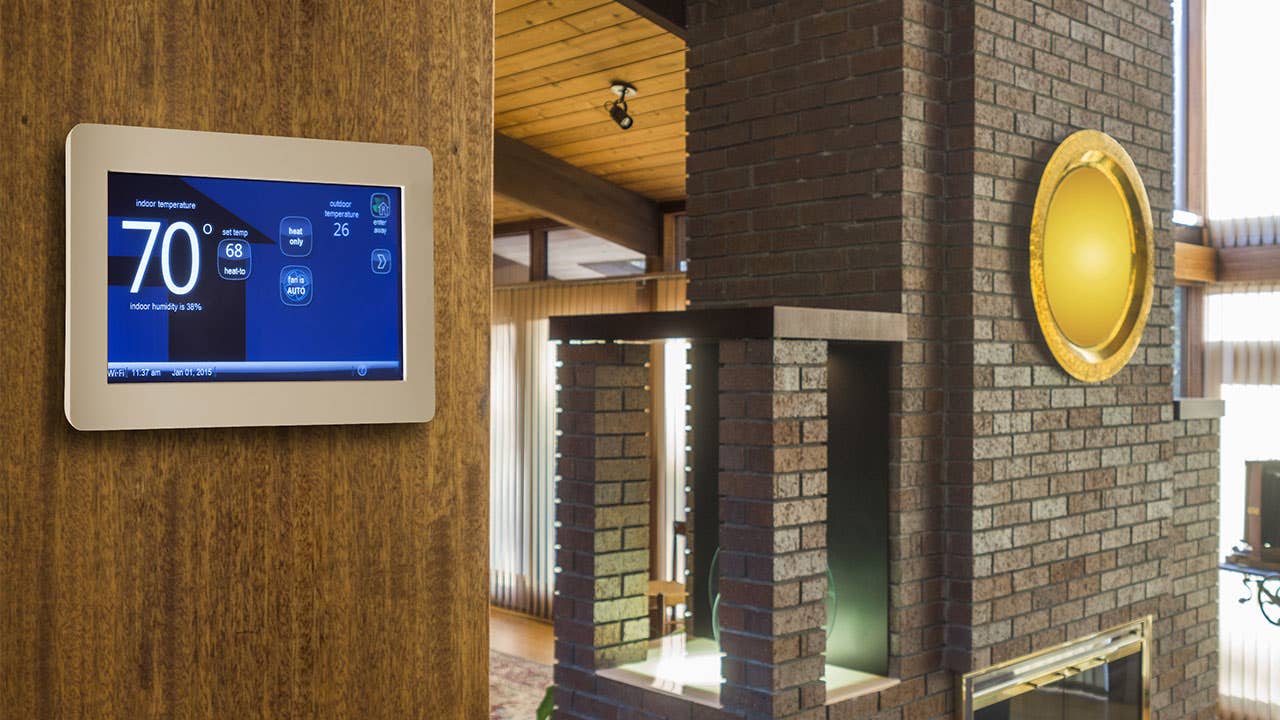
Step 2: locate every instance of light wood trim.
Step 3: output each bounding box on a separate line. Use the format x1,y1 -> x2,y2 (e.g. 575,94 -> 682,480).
496,4 -> 634,59
615,177 -> 686,199
496,0 -> 555,12
1186,0 -> 1207,216
1184,285 -> 1205,397
496,51 -> 685,113
496,71 -> 686,127
539,120 -> 686,159
582,149 -> 688,177
495,35 -> 683,97
603,162 -> 688,184
558,134 -> 686,168
518,103 -> 686,149
496,0 -> 611,37
496,18 -> 668,80
494,132 -> 662,255
502,88 -> 686,139
1218,245 -> 1280,283
1175,241 -> 1218,284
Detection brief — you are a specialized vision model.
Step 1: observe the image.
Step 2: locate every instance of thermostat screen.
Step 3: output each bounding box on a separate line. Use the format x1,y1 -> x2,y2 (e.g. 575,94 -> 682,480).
107,172 -> 403,383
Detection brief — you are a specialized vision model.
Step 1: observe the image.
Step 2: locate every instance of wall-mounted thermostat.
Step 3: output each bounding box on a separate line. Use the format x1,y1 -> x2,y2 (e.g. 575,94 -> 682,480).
65,124 -> 434,430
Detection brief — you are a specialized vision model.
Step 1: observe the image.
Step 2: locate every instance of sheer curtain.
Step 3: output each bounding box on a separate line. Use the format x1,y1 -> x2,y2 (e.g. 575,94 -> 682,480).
489,317 -> 557,618
1205,0 -> 1280,246
490,276 -> 688,618
1218,383 -> 1280,720
1209,292 -> 1280,719
1205,288 -> 1280,394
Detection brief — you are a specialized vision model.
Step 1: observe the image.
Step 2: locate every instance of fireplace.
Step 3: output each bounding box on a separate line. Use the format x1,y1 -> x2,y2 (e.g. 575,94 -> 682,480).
957,618 -> 1151,720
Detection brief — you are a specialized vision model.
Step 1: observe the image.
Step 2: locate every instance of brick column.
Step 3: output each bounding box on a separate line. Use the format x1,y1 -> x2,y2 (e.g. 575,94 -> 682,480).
718,339 -> 829,720
553,342 -> 651,719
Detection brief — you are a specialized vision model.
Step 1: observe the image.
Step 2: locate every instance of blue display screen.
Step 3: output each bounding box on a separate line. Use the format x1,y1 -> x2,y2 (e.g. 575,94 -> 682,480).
107,172 -> 403,383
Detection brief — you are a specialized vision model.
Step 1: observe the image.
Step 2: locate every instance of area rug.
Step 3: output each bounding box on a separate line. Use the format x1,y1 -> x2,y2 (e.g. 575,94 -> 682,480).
490,649 -> 553,720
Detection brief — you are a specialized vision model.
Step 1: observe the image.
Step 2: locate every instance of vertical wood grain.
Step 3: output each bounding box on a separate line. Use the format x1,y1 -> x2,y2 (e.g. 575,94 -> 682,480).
0,1 -> 493,718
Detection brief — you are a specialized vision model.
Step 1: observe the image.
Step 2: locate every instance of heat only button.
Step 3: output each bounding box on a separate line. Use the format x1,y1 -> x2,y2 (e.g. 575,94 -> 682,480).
279,216 -> 313,257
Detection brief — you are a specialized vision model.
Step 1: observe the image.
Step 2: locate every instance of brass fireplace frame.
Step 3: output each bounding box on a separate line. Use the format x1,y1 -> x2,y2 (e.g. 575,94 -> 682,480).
955,616 -> 1152,720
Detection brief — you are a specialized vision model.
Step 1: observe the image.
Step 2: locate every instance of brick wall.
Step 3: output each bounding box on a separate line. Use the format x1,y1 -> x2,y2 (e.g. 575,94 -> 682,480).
718,339 -> 830,720
954,0 -> 1181,681
687,3 -> 956,716
686,0 -> 1219,718
554,342 -> 654,718
685,0 -> 905,313
1160,417 -> 1220,720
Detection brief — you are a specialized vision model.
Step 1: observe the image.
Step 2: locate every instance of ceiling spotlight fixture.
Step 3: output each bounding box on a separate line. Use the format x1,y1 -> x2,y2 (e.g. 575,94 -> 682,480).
607,81 -> 637,130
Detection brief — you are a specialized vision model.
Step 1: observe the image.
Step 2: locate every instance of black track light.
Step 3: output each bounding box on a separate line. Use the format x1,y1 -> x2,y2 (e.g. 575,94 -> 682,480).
609,100 -> 634,130
606,81 -> 637,131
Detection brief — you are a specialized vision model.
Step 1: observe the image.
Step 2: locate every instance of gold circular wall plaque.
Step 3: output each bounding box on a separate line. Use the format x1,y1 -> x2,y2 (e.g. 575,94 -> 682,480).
1030,130 -> 1154,383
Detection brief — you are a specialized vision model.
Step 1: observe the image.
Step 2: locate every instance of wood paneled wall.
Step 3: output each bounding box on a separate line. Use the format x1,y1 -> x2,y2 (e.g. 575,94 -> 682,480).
0,2 -> 492,718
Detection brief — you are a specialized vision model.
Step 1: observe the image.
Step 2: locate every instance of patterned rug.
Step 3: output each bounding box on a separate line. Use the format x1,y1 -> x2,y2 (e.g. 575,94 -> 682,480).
490,649 -> 553,720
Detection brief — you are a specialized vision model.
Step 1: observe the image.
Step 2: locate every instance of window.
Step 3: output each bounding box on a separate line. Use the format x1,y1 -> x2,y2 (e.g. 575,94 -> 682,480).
1205,1 -> 1280,231
1206,291 -> 1280,343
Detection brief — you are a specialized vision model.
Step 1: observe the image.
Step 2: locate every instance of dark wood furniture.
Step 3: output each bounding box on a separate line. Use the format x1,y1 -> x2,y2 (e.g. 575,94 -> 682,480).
1245,461 -> 1280,566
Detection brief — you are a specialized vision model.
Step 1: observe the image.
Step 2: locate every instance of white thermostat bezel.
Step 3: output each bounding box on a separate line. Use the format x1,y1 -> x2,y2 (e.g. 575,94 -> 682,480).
65,123 -> 435,430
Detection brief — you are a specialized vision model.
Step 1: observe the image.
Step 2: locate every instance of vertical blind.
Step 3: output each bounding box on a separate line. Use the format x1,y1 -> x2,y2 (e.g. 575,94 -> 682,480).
1220,602 -> 1280,720
490,274 -> 687,618
1205,0 -> 1280,246
651,340 -> 690,584
1204,286 -> 1280,394
1216,384 -> 1280,720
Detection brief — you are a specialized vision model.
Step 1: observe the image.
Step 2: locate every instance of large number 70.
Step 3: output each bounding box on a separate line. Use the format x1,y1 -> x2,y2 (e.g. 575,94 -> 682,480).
123,220 -> 200,295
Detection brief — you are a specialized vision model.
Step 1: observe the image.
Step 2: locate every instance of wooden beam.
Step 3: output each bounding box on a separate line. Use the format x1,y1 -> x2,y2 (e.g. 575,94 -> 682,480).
494,132 -> 662,256
1172,223 -> 1206,246
1175,241 -> 1217,284
661,212 -> 678,272
614,0 -> 685,38
1219,244 -> 1280,283
492,218 -> 564,237
529,227 -> 549,282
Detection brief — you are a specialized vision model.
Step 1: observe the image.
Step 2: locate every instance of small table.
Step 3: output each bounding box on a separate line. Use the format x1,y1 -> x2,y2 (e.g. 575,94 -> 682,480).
648,580 -> 687,638
1220,561 -> 1280,626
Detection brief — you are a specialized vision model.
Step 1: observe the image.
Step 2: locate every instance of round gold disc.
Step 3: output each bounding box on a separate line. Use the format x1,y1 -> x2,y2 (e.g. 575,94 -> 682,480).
1030,130 -> 1154,382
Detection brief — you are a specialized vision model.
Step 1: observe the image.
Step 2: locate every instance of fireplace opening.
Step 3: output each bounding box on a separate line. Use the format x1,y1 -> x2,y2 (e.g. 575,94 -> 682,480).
958,618 -> 1151,720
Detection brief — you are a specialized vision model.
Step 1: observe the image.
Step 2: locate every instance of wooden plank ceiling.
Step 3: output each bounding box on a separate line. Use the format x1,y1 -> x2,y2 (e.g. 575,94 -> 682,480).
494,0 -> 686,224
